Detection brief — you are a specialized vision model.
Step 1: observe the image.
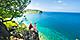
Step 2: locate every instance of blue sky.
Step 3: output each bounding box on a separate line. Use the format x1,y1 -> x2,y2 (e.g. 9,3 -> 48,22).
25,0 -> 80,12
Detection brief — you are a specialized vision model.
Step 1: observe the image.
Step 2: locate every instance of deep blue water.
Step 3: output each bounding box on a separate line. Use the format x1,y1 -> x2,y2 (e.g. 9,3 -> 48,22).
25,12 -> 80,40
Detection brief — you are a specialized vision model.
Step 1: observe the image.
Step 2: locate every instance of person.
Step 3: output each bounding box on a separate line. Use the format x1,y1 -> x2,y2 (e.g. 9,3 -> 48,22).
29,23 -> 33,30
33,23 -> 37,32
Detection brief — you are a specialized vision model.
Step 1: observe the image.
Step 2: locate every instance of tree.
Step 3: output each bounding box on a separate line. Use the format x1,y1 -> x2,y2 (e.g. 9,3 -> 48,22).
0,0 -> 31,22
0,0 -> 31,40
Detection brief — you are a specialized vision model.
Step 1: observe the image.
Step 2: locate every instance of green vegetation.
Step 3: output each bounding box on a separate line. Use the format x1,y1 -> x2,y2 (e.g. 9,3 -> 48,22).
0,0 -> 41,40
0,0 -> 31,21
23,9 -> 43,14
0,0 -> 31,40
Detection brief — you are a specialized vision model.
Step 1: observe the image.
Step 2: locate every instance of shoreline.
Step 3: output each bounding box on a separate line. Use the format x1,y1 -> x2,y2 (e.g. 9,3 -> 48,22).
39,32 -> 47,40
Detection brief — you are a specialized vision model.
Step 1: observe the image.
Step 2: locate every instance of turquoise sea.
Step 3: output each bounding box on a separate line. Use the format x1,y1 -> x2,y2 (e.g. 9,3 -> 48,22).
24,12 -> 80,40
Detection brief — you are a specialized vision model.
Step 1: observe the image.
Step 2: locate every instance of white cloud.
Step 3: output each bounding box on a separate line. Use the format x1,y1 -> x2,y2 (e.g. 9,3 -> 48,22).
57,0 -> 63,3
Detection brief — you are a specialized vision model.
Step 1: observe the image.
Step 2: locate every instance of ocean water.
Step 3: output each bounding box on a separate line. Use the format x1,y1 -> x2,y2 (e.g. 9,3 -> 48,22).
24,12 -> 80,40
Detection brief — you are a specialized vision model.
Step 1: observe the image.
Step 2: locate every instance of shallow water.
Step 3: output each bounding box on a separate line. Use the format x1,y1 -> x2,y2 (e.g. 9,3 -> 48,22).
22,12 -> 80,40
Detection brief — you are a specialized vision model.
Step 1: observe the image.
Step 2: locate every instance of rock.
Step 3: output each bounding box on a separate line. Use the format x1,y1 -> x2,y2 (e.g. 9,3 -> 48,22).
0,22 -> 10,40
11,30 -> 40,40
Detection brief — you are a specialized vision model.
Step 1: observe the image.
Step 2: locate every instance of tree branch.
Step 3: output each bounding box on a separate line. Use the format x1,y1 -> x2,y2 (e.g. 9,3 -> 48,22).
3,15 -> 14,22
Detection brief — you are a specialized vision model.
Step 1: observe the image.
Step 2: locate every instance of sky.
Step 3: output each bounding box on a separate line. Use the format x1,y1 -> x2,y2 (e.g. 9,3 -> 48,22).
25,0 -> 80,12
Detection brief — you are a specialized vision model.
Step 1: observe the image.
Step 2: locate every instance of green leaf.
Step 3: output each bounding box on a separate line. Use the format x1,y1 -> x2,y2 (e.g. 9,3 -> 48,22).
0,0 -> 31,19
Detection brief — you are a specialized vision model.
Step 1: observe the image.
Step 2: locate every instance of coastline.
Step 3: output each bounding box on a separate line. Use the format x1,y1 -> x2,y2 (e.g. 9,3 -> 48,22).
39,32 -> 47,40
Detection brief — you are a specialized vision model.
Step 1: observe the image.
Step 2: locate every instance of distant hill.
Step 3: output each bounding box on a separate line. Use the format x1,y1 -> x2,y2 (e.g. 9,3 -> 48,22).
23,9 -> 43,14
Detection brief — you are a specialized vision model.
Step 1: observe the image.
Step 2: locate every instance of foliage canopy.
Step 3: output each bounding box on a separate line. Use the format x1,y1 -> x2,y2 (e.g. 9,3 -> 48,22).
0,0 -> 31,18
